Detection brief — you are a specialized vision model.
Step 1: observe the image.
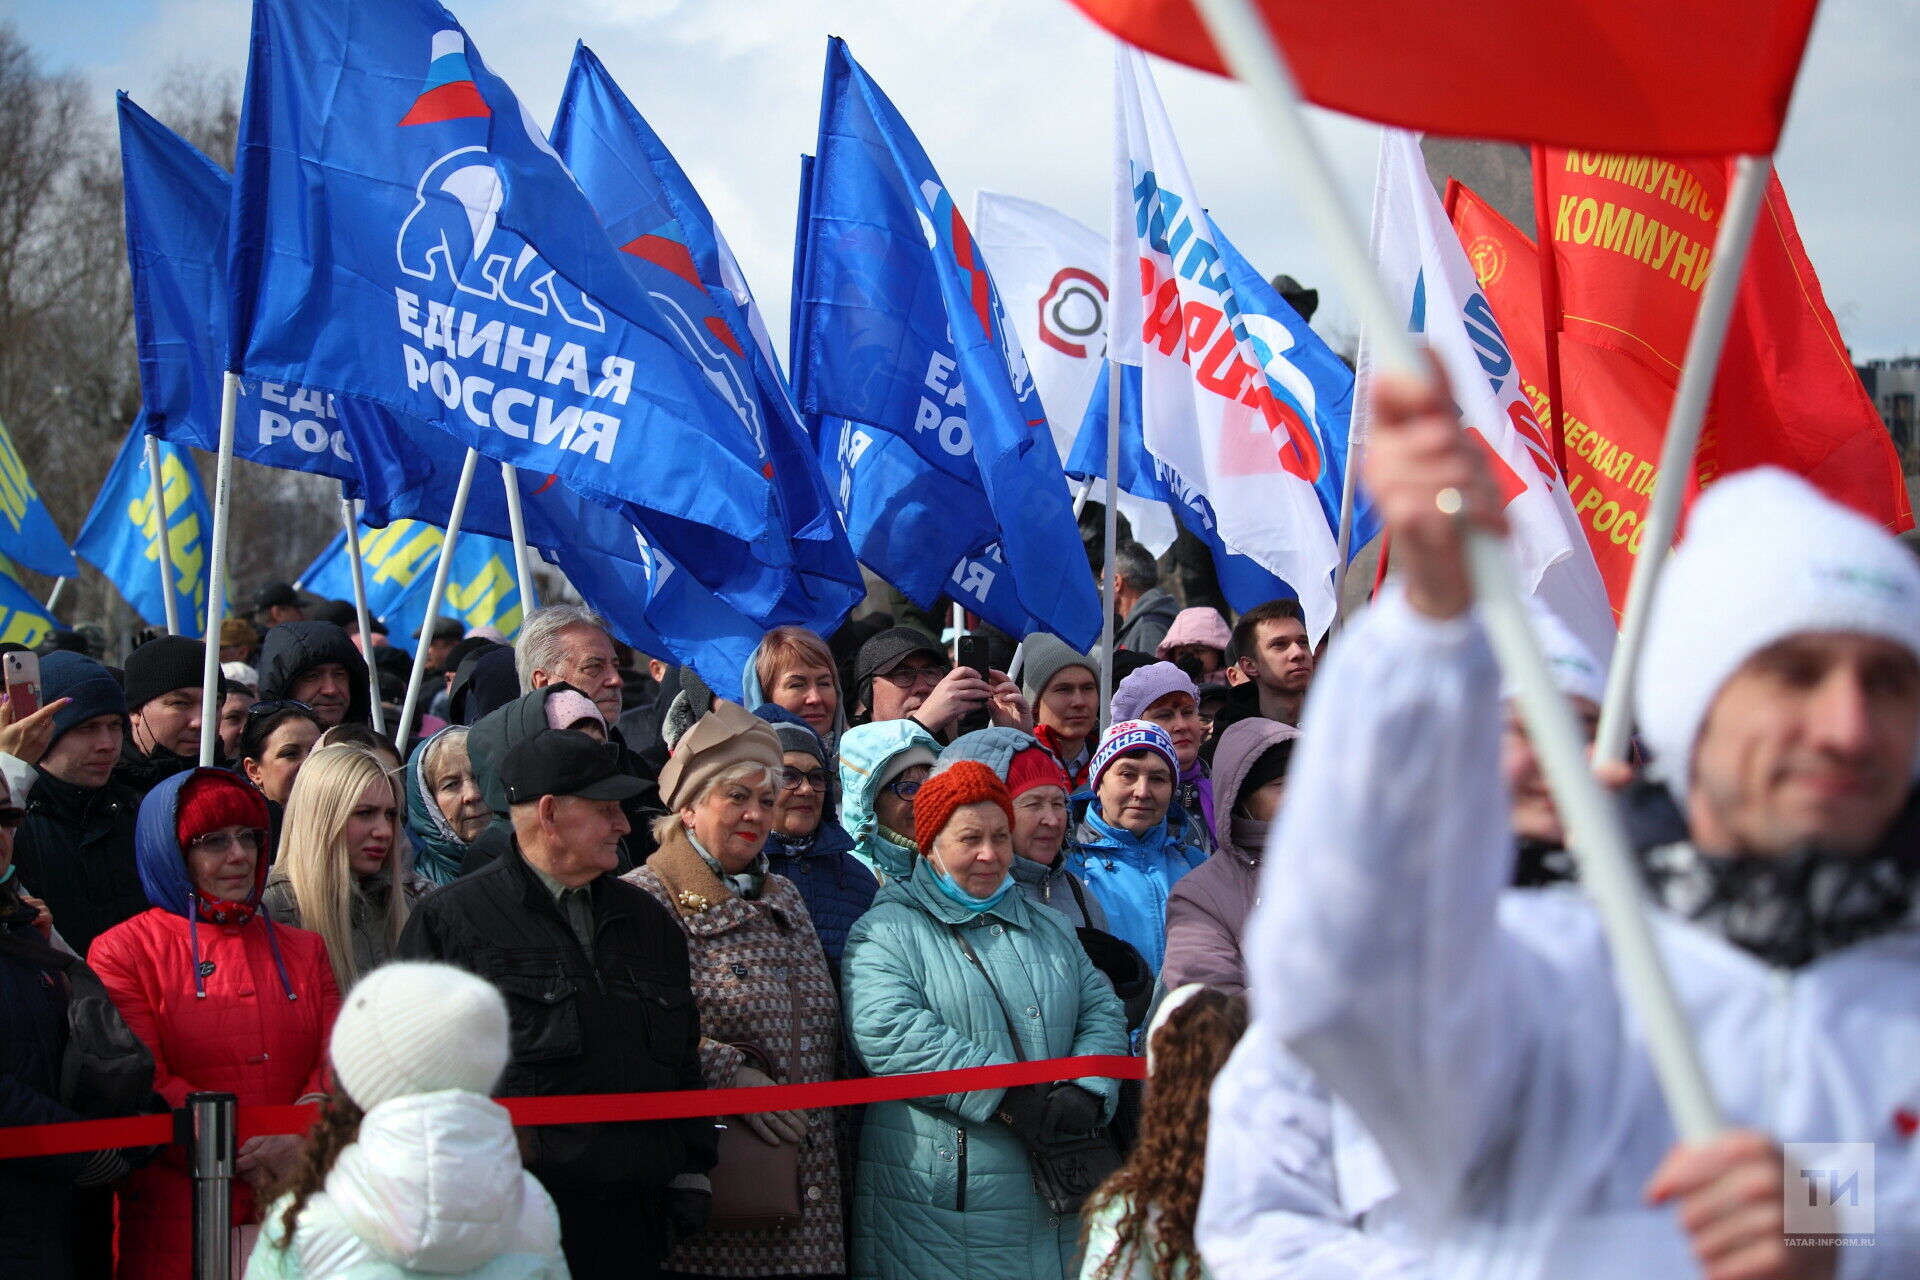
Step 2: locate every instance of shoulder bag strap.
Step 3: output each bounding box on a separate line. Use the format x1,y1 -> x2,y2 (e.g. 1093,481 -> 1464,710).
948,923 -> 1027,1064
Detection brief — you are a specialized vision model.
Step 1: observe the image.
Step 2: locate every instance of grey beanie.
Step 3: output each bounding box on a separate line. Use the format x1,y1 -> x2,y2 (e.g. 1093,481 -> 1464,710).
1021,633 -> 1096,705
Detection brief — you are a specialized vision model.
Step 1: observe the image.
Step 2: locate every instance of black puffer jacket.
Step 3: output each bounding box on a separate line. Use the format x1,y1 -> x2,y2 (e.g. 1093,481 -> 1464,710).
12,770 -> 146,957
394,836 -> 717,1194
0,898 -> 88,1278
460,685 -> 660,877
258,621 -> 372,726
110,735 -> 197,804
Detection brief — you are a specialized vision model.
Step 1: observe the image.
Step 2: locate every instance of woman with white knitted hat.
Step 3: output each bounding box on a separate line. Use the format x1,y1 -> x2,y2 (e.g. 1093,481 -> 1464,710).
246,961 -> 566,1279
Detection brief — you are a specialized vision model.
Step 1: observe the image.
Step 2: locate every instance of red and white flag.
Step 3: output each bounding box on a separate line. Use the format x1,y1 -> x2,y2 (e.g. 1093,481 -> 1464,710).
972,190 -> 1177,553
1111,45 -> 1341,639
1360,130 -> 1615,662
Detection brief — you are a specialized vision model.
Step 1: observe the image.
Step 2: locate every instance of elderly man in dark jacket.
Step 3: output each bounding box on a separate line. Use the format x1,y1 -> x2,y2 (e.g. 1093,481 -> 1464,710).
459,684 -> 661,877
257,620 -> 371,729
398,730 -> 716,1280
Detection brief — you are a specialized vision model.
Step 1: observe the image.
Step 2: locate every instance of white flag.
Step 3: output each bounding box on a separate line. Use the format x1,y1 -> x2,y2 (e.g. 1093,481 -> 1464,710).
1357,129 -> 1616,662
972,191 -> 1177,556
1111,46 -> 1341,639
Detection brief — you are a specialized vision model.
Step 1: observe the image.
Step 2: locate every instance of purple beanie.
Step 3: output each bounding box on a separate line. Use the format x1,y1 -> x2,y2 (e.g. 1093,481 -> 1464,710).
1108,661 -> 1199,725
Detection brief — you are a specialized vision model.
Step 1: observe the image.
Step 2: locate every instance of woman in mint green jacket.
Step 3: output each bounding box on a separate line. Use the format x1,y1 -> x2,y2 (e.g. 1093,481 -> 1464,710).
842,761 -> 1129,1280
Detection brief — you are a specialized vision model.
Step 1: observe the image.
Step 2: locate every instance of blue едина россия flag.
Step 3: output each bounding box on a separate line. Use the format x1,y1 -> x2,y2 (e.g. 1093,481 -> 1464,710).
792,37 -> 1100,651
227,1 -> 800,620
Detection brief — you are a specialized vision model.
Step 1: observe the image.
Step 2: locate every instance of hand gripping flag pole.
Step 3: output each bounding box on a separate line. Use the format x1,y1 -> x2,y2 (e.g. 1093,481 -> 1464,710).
396,447 -> 481,745
498,462 -> 538,621
197,372 -> 240,767
142,434 -> 180,636
1187,0 -> 1723,1142
338,484 -> 387,737
1590,156 -> 1775,766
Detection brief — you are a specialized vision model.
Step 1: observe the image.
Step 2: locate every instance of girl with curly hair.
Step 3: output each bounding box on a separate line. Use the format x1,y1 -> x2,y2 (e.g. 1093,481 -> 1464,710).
1079,985 -> 1248,1280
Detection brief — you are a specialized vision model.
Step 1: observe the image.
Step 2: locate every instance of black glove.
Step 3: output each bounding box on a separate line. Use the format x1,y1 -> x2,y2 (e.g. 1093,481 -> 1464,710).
665,1185 -> 711,1245
1041,1084 -> 1103,1141
995,1082 -> 1051,1143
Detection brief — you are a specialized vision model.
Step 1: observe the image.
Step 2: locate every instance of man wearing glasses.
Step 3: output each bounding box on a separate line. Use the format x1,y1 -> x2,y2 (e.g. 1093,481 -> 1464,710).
850,626 -> 1029,743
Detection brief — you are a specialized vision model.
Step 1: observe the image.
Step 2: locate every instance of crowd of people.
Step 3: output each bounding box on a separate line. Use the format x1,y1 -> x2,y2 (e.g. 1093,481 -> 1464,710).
4,369 -> 1917,1280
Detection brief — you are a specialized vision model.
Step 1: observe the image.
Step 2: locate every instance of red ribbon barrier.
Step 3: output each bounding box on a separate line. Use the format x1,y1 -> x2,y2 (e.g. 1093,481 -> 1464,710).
0,1054 -> 1145,1159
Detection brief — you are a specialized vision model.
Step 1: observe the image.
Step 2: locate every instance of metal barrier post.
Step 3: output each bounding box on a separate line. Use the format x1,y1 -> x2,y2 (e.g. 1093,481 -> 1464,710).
185,1091 -> 237,1280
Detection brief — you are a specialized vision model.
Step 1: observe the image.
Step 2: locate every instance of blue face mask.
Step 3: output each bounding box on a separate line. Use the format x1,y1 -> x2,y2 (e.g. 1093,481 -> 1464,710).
930,856 -> 1013,914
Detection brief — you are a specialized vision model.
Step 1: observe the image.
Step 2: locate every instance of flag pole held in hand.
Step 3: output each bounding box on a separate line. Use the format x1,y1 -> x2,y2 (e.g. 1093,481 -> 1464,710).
1187,0 -> 1723,1141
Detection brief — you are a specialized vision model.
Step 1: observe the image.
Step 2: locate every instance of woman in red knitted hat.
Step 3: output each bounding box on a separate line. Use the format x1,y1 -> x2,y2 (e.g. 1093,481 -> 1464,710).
840,760 -> 1129,1280
89,768 -> 340,1277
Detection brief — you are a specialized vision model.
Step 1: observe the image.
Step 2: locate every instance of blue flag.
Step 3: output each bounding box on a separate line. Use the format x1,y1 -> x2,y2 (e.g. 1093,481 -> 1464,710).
1067,214 -> 1376,612
229,0 -> 798,618
792,38 -> 1100,650
0,557 -> 55,649
549,44 -> 861,630
118,93 -> 422,498
73,424 -> 224,635
299,517 -> 533,653
0,415 -> 78,581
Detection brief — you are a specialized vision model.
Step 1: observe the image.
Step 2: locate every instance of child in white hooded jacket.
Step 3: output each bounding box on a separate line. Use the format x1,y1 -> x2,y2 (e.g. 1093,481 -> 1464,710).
247,961 -> 568,1279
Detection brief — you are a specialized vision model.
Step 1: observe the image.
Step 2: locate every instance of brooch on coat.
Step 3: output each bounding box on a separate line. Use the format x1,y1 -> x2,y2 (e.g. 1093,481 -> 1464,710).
675,888 -> 714,914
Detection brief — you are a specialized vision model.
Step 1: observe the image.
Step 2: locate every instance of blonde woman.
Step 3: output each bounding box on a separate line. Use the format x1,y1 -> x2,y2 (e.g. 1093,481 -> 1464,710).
263,745 -> 426,992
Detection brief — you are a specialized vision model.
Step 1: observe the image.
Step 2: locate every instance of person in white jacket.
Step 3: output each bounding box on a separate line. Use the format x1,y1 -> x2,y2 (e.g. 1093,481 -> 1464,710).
1195,604 -> 1609,1280
247,961 -> 567,1279
1238,371 -> 1920,1280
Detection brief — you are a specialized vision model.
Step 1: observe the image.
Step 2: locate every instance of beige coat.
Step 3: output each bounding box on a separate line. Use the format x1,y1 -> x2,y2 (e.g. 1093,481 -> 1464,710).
625,829 -> 845,1277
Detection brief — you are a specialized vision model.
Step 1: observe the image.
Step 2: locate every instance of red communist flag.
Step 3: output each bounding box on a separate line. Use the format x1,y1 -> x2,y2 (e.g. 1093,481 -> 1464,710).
1537,152 -> 1909,534
1449,175 -> 1911,616
1064,0 -> 1818,154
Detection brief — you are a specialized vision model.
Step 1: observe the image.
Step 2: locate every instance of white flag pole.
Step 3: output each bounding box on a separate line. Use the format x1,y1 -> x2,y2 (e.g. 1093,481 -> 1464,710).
143,434 -> 181,637
1591,155 -> 1773,765
1099,360 -> 1121,717
396,448 -> 480,746
1329,404 -> 1365,631
43,578 -> 66,613
1071,476 -> 1095,520
1189,0 -> 1723,1142
338,485 -> 387,737
197,374 -> 239,767
499,461 -> 539,616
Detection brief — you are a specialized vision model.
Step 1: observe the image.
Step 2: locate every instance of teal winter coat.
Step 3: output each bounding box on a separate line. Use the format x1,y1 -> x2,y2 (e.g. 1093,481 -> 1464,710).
842,857 -> 1130,1280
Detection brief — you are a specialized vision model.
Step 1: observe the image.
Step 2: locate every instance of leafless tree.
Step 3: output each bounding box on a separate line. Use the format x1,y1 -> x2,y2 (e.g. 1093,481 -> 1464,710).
0,28 -> 338,658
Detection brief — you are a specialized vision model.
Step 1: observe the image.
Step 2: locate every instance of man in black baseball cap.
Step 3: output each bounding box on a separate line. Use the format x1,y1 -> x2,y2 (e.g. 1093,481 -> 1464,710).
253,581 -> 310,628
397,726 -> 715,1278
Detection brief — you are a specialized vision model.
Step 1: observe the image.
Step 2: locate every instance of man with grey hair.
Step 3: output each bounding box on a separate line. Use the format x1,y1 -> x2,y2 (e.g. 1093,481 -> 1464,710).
515,604 -> 663,850
1111,539 -> 1180,656
518,604 -> 627,725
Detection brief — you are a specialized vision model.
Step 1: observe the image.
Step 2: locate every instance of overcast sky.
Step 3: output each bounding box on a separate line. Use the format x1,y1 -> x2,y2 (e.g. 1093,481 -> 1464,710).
16,0 -> 1919,360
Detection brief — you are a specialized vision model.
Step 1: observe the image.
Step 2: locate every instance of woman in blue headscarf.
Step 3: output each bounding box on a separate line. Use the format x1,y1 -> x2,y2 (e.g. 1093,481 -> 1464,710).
401,726 -> 487,887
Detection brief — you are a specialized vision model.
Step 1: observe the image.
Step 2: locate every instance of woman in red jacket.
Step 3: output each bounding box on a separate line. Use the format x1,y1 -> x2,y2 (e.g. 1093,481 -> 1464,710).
90,767 -> 340,1278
